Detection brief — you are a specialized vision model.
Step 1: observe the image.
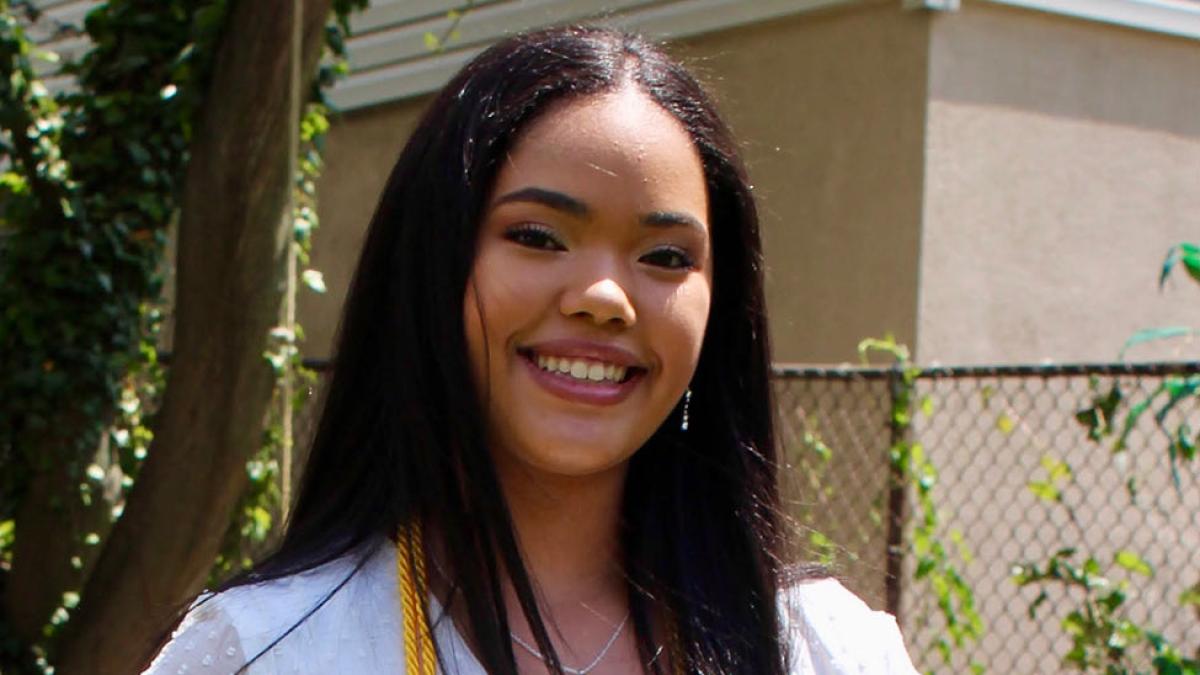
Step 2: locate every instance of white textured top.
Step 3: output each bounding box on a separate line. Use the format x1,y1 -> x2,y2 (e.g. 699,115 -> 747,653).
144,544 -> 918,674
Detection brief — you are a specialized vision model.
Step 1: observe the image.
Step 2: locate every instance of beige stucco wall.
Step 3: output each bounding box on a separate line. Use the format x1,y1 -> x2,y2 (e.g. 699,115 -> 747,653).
299,10 -> 1200,668
664,3 -> 932,610
301,2 -> 1200,371
910,6 -> 1200,671
671,3 -> 929,364
299,4 -> 929,614
299,97 -> 429,359
918,2 -> 1200,366
303,3 -> 930,365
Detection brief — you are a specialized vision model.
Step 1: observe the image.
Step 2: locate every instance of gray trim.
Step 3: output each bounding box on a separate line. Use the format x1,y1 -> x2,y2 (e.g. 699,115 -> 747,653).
981,0 -> 1200,41
330,0 -> 859,110
330,0 -> 1200,111
22,0 -> 1200,110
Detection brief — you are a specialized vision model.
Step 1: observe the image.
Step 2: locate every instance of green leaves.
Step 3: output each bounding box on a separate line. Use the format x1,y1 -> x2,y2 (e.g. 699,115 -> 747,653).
1173,423 -> 1196,461
1159,242 -> 1200,289
1075,380 -> 1122,443
1178,585 -> 1200,608
1113,550 -> 1152,578
860,336 -> 983,668
1027,455 -> 1072,503
1119,327 -> 1198,361
1011,547 -> 1170,671
301,269 -> 325,294
1,0 -> 358,664
1027,481 -> 1059,502
807,530 -> 837,567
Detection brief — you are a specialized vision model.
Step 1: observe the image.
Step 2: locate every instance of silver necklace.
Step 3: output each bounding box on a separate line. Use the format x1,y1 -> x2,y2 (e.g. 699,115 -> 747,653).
510,612 -> 630,675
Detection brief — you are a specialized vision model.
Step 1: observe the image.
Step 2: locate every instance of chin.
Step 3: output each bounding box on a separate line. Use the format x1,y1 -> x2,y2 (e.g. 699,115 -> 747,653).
502,435 -> 639,480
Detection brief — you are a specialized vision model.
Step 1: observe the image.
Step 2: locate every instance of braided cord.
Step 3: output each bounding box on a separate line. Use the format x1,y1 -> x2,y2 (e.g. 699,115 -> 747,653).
398,522 -> 436,675
399,521 -> 687,675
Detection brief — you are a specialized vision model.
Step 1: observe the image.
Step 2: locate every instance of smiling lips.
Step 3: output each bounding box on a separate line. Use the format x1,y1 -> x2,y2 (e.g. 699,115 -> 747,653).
534,354 -> 629,383
518,341 -> 646,405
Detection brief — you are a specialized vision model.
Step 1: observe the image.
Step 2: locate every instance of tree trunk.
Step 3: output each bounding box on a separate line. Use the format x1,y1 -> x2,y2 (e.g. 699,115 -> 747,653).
53,2 -> 333,673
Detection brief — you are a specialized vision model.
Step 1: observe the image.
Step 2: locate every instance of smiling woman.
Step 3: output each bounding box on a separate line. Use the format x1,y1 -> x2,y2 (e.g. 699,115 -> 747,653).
467,87 -> 712,482
144,26 -> 918,675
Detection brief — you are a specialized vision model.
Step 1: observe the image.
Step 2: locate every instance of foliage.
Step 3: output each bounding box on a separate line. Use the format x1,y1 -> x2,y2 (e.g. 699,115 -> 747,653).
1013,549 -> 1197,674
0,0 -> 366,670
1,3 -> 226,667
0,0 -> 221,521
785,412 -> 847,569
421,1 -> 474,52
858,336 -> 985,673
1012,242 -> 1200,674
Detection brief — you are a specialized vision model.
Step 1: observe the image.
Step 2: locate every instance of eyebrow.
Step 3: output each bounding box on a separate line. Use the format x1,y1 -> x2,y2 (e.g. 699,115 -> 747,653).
642,210 -> 706,233
492,186 -> 707,233
492,187 -> 588,217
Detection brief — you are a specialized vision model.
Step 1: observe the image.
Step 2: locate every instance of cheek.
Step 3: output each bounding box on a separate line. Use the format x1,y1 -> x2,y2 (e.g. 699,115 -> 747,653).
462,251 -> 542,379
660,278 -> 713,372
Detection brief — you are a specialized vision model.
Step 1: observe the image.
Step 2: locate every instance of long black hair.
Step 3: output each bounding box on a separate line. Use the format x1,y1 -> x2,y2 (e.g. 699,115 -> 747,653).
242,25 -> 787,675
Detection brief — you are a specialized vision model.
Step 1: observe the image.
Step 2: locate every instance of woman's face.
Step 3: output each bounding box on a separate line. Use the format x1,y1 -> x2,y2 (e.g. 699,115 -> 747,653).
464,86 -> 713,481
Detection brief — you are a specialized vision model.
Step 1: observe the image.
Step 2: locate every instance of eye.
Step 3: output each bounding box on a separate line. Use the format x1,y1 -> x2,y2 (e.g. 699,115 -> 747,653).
503,224 -> 565,251
639,246 -> 695,270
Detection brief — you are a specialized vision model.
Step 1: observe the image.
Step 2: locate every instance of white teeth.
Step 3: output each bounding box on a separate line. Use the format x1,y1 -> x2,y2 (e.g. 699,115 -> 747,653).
532,354 -> 630,383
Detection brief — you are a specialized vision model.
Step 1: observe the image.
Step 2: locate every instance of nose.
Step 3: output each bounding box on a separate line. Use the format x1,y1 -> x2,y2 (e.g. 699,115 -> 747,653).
560,270 -> 637,328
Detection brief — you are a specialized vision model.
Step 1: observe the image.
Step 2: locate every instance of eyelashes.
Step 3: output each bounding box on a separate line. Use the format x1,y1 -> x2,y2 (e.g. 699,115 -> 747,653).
502,223 -> 565,251
638,246 -> 695,270
502,224 -> 697,271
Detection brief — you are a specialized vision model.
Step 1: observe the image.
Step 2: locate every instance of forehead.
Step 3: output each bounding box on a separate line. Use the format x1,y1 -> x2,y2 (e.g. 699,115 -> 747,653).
492,87 -> 708,213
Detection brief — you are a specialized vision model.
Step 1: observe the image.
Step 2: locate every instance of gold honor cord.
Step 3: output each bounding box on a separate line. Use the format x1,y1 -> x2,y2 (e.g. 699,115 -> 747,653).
398,522 -> 437,675
397,521 -> 686,675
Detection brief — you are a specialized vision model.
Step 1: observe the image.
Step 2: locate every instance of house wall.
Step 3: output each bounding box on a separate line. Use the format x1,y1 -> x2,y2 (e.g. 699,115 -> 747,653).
665,3 -> 931,610
918,1 -> 1200,366
298,7 -> 1200,660
907,5 -> 1200,670
669,2 -> 930,365
299,3 -> 928,611
303,2 -> 931,365
299,97 -> 430,358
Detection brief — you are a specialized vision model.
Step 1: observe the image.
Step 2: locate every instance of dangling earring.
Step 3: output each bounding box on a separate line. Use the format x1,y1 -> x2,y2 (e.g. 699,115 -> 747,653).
680,388 -> 692,432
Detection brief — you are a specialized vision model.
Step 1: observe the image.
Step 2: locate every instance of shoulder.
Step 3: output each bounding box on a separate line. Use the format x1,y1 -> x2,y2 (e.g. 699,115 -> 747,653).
144,543 -> 401,674
779,577 -> 920,675
141,592 -> 246,674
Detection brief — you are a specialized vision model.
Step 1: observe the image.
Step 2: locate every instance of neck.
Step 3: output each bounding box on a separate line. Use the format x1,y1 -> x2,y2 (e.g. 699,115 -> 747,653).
497,460 -> 629,609
428,457 -> 652,674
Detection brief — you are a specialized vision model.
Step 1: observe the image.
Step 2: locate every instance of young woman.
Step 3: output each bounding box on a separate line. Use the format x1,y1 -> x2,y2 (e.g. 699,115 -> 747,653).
146,26 -> 918,675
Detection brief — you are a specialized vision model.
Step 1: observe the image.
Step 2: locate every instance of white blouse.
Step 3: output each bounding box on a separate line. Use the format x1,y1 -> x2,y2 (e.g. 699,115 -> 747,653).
144,544 -> 918,674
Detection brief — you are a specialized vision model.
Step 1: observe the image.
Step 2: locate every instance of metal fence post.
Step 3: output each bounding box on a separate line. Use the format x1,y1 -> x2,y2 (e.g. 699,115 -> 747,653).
884,365 -> 907,620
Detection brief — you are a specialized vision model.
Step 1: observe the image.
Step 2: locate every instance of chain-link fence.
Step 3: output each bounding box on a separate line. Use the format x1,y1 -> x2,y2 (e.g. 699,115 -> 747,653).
774,362 -> 1200,673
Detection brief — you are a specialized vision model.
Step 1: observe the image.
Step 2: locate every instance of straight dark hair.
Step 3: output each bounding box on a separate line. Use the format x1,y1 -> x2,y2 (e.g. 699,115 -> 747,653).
238,25 -> 787,675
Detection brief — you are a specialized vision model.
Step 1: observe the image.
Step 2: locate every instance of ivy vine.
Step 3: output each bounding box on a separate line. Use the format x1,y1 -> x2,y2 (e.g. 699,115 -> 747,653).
858,336 -> 986,673
1012,242 -> 1200,674
0,0 -> 365,670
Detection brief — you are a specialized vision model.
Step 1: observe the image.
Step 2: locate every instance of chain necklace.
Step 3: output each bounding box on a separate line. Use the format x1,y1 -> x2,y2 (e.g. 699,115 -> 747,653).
509,611 -> 630,675
398,523 -> 683,674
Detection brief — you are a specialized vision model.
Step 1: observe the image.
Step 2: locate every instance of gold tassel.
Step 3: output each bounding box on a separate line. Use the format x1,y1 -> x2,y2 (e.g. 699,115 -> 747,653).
397,522 -> 436,675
